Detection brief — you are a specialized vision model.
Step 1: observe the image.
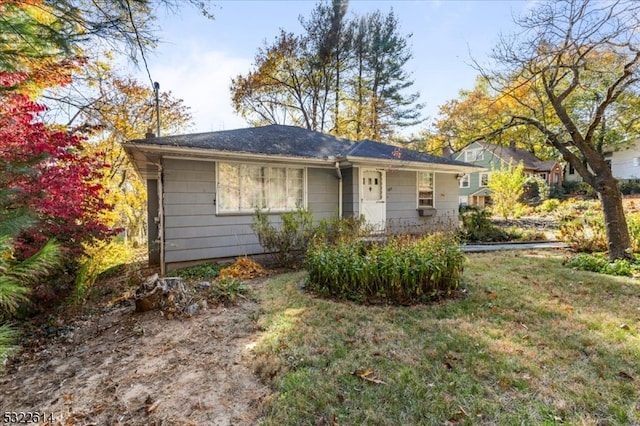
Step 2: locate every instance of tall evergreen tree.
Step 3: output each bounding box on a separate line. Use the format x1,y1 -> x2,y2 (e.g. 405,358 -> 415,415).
230,1 -> 423,141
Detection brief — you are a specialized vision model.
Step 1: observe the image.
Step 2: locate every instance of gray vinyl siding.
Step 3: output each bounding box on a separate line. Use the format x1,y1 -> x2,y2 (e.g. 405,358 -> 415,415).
146,179 -> 160,266
386,170 -> 416,221
341,167 -> 358,217
162,158 -> 341,267
385,170 -> 459,233
307,168 -> 340,219
163,158 -> 260,265
433,172 -> 461,228
160,157 -> 461,269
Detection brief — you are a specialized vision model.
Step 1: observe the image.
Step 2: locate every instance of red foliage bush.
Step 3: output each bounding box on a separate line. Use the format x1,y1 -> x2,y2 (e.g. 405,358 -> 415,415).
0,75 -> 116,259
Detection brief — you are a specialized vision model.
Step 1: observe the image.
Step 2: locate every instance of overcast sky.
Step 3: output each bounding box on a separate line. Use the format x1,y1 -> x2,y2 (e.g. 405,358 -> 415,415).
126,0 -> 534,136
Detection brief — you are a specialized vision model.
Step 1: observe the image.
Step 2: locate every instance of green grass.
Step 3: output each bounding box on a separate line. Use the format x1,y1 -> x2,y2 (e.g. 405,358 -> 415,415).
252,251 -> 640,425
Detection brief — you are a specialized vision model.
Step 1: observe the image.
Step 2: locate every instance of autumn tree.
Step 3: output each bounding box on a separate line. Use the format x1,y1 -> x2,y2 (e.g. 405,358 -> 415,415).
0,0 -> 203,312
75,71 -> 192,243
230,0 -> 422,141
487,161 -> 527,219
0,77 -> 113,256
426,78 -> 558,159
470,0 -> 640,260
0,0 -> 214,72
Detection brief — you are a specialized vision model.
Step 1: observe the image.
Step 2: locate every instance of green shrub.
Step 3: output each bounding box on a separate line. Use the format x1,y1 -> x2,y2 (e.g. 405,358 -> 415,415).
252,207 -> 315,267
538,199 -> 560,213
566,253 -> 639,277
305,233 -> 465,304
459,207 -> 508,242
620,180 -> 640,195
549,184 -> 566,199
562,181 -> 597,197
520,176 -> 550,205
512,203 -> 530,218
313,215 -> 370,245
210,276 -> 249,305
0,211 -> 61,366
174,262 -> 221,280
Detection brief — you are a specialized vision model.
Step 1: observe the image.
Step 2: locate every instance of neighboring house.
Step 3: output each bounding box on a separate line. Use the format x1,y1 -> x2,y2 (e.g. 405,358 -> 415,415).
124,124 -> 481,273
452,141 -> 564,207
565,140 -> 640,182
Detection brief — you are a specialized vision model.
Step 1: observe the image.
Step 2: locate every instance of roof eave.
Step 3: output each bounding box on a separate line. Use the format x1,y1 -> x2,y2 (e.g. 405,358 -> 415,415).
123,142 -> 336,166
344,155 -> 486,173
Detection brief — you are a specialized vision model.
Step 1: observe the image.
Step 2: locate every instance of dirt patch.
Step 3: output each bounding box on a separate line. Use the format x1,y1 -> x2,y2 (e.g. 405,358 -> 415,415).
0,277 -> 271,425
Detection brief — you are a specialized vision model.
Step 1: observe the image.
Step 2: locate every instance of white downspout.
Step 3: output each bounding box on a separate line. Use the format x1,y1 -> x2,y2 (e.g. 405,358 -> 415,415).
335,162 -> 343,218
157,161 -> 165,276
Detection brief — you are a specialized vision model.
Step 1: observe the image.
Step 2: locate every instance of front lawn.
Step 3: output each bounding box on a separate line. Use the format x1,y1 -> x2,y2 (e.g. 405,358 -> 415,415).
253,250 -> 640,425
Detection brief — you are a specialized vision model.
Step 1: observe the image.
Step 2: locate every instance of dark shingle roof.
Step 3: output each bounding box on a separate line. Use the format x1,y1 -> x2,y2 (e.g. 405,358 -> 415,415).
477,142 -> 557,171
127,124 -> 476,168
348,139 -> 476,168
129,125 -> 355,159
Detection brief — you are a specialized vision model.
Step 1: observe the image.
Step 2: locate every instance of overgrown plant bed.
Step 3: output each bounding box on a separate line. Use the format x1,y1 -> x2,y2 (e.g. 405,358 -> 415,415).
304,233 -> 464,304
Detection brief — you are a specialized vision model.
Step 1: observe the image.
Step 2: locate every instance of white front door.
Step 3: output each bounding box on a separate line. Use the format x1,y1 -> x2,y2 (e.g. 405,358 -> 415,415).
360,169 -> 386,231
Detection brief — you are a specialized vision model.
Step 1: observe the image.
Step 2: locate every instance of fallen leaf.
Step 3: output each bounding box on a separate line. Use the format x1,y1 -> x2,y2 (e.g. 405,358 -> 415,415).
618,371 -> 634,380
352,368 -> 386,384
147,399 -> 161,413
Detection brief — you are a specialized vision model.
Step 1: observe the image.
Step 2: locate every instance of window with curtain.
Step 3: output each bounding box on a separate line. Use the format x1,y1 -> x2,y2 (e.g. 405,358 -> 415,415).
218,163 -> 304,213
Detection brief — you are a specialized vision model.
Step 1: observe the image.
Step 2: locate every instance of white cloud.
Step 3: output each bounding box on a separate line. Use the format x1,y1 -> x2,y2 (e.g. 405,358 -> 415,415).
151,46 -> 251,133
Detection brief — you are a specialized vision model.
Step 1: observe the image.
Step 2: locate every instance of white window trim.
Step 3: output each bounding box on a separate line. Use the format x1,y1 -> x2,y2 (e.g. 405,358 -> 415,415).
459,174 -> 470,188
417,171 -> 435,209
216,161 -> 307,214
465,149 -> 484,162
479,172 -> 490,187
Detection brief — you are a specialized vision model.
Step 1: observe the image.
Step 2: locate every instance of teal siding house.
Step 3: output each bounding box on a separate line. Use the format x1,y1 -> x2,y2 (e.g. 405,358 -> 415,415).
452,141 -> 563,207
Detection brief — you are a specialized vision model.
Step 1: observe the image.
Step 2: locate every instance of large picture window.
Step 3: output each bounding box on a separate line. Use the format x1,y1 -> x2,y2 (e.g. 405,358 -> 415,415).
218,163 -> 304,213
417,172 -> 434,208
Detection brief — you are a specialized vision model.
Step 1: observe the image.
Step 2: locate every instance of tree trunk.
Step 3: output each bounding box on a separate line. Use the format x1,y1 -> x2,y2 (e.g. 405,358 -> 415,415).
597,176 -> 632,261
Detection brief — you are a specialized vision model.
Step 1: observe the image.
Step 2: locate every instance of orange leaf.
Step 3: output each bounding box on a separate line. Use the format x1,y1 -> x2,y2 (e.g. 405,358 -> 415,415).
352,368 -> 386,384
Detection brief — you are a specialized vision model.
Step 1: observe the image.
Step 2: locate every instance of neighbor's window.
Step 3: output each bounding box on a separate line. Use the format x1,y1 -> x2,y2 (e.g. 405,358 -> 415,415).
459,174 -> 470,188
464,149 -> 484,162
479,172 -> 490,187
418,172 -> 434,208
218,163 -> 304,213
